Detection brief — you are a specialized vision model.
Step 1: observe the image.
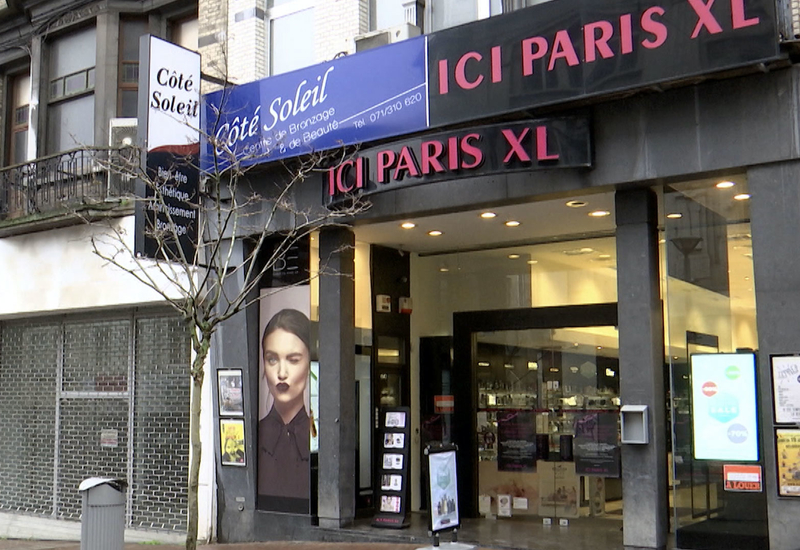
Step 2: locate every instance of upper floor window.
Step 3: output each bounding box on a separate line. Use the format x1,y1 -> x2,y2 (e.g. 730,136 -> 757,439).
429,0 -> 502,32
268,0 -> 315,76
47,26 -> 96,153
170,16 -> 199,52
7,72 -> 30,165
118,18 -> 148,118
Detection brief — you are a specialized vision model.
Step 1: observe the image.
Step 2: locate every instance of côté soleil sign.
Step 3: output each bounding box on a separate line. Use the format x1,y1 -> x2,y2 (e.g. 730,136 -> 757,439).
202,0 -> 779,173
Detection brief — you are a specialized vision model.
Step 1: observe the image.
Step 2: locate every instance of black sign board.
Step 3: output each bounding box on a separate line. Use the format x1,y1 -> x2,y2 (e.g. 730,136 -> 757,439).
324,116 -> 591,205
497,410 -> 537,472
372,407 -> 411,528
573,411 -> 621,478
427,0 -> 780,127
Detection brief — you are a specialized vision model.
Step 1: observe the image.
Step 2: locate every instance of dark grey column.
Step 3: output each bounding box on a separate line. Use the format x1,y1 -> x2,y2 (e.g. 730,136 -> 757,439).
94,12 -> 119,147
317,226 -> 356,528
749,161 -> 800,550
615,188 -> 668,550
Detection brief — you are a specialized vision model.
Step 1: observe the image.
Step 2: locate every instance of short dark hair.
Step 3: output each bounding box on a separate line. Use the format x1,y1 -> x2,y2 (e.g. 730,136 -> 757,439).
261,308 -> 310,356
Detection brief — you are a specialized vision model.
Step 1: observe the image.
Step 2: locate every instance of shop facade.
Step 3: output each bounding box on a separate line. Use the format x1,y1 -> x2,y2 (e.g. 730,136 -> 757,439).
206,0 -> 800,549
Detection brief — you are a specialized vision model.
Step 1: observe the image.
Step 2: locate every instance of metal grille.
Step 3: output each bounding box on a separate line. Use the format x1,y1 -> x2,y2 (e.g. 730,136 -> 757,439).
0,310 -> 190,532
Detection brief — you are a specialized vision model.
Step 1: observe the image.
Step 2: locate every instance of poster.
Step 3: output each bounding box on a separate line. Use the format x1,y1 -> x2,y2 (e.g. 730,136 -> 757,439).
257,251 -> 313,512
771,355 -> 800,424
497,411 -> 536,472
428,449 -> 459,532
384,433 -> 405,448
380,495 -> 402,513
776,429 -> 800,497
381,474 -> 403,491
220,419 -> 246,466
573,411 -> 621,477
218,369 -> 244,416
691,353 -> 759,462
386,411 -> 406,428
383,453 -> 404,470
538,461 -> 579,518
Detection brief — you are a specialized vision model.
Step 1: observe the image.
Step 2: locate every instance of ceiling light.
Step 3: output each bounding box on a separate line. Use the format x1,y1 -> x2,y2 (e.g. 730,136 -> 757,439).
428,230 -> 443,236
570,366 -> 579,373
743,253 -> 753,258
716,180 -> 735,189
588,210 -> 610,217
597,254 -> 612,259
439,267 -> 449,272
400,222 -> 416,229
480,212 -> 497,219
596,346 -> 603,350
744,276 -> 751,281
734,193 -> 751,201
666,213 -> 683,219
505,220 -> 520,227
527,361 -> 538,370
504,363 -> 514,369
527,260 -> 538,265
566,200 -> 588,208
659,238 -> 666,244
478,361 -> 490,367
508,254 -> 520,259
563,247 -> 594,256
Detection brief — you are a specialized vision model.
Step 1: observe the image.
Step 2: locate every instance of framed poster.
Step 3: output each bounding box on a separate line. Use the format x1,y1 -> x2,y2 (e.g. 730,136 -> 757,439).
770,355 -> 800,424
217,369 -> 244,416
427,446 -> 459,533
776,428 -> 800,497
220,418 -> 246,466
691,353 -> 759,462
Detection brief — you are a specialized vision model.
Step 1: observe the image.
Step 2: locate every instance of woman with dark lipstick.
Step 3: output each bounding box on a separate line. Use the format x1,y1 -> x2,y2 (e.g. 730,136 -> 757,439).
257,308 -> 312,510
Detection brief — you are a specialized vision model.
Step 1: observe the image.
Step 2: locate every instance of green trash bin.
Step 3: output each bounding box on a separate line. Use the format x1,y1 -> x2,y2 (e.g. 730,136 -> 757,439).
79,477 -> 127,550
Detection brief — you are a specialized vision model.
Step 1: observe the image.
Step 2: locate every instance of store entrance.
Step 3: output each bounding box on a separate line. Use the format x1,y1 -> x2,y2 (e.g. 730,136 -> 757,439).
451,303 -> 621,523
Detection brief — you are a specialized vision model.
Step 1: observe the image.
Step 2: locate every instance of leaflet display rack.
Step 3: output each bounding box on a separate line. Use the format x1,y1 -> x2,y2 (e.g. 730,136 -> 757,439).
372,406 -> 411,528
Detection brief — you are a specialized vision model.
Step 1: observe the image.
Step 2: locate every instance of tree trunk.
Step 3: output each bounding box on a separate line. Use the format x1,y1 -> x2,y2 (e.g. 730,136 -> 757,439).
186,334 -> 209,550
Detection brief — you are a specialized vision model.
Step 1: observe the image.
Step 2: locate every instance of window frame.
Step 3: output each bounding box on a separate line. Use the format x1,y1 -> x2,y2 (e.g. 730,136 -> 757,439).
117,17 -> 148,118
6,70 -> 30,166
266,0 -> 314,76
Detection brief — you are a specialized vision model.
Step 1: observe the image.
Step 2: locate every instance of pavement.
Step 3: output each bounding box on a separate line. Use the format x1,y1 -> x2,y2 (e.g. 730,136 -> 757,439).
0,543 -> 485,550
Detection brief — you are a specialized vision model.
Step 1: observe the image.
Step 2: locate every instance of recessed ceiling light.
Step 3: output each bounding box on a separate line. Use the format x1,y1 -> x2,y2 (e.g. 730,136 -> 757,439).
566,200 -> 588,208
597,254 -> 612,259
527,259 -> 538,265
400,222 -> 416,229
563,247 -> 594,256
505,220 -> 521,227
588,210 -> 610,217
439,267 -> 449,272
659,238 -> 666,244
716,180 -> 735,189
428,230 -> 443,236
508,254 -> 520,259
480,212 -> 497,219
666,213 -> 683,219
744,276 -> 751,281
734,193 -> 751,201
596,346 -> 603,350
743,253 -> 753,258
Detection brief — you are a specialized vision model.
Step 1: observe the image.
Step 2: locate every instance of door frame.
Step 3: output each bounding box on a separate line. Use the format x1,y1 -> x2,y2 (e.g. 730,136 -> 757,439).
452,302 -> 618,517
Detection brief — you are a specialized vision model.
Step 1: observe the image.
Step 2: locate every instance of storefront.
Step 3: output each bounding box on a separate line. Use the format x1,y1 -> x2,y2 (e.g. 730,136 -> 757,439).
205,0 -> 800,548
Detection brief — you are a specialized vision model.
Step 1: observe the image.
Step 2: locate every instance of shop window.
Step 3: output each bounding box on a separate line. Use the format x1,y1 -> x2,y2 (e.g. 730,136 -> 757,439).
267,0 -> 315,76
7,72 -> 30,165
47,26 -> 96,153
118,18 -> 148,118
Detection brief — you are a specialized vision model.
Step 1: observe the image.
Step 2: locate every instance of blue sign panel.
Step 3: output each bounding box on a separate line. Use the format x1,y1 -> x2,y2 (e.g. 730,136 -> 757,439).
202,36 -> 428,171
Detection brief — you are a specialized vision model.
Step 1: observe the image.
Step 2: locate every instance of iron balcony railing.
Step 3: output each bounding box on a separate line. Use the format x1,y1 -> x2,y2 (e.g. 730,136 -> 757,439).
0,147 -> 138,221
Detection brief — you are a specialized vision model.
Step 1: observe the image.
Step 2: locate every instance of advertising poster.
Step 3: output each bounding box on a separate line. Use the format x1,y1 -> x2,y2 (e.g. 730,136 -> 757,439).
573,411 -> 621,477
220,419 -> 246,466
257,237 -> 313,513
776,429 -> 800,497
691,353 -> 759,462
538,461 -> 579,518
218,369 -> 244,416
771,355 -> 800,424
428,449 -> 459,532
497,411 -> 536,472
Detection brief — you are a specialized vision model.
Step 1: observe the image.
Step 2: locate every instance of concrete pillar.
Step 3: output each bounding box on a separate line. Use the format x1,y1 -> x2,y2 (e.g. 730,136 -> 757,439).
94,12 -> 119,148
749,160 -> 800,550
615,188 -> 668,550
317,226 -> 356,528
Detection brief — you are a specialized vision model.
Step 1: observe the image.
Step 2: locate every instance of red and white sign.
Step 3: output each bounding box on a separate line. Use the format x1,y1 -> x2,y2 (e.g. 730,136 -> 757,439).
434,395 -> 454,413
723,464 -> 762,492
701,381 -> 718,397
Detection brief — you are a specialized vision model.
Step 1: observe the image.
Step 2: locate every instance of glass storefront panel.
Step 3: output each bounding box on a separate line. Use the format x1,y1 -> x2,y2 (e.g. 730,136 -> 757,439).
663,177 -> 767,549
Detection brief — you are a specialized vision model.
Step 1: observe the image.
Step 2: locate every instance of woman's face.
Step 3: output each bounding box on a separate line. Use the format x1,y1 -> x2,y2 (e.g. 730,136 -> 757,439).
225,438 -> 237,454
263,328 -> 310,412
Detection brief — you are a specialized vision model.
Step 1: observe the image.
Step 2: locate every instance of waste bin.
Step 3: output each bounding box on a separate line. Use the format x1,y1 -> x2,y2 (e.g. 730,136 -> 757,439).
79,477 -> 127,550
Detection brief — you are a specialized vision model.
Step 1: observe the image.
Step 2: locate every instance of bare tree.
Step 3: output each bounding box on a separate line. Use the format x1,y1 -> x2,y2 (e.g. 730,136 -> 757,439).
86,96 -> 365,549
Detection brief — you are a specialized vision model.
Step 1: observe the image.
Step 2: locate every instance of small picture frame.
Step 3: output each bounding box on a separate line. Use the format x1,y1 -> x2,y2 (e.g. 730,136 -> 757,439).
384,432 -> 405,449
770,355 -> 800,424
220,418 -> 246,467
385,411 -> 406,428
381,474 -> 403,491
218,369 -> 244,416
383,453 -> 404,470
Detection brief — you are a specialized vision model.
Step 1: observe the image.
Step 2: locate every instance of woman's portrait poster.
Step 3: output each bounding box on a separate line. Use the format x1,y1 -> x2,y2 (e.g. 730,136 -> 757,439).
257,286 -> 313,513
218,369 -> 244,416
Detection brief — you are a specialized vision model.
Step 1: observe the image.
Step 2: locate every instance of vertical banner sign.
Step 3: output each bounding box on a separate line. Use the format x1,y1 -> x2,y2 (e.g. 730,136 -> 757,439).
691,353 -> 759,461
426,445 -> 460,533
135,35 -> 201,261
257,236 -> 313,513
373,407 -> 412,528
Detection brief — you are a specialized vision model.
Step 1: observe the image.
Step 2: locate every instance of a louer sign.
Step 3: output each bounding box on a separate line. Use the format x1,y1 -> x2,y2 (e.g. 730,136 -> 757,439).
202,0 -> 780,172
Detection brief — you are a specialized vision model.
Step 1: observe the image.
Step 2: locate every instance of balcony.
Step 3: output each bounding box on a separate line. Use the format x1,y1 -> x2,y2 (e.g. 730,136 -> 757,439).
0,147 -> 137,235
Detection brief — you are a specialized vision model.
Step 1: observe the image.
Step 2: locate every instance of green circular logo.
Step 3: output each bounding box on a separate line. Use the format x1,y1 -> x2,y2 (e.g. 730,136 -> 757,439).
725,365 -> 741,380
